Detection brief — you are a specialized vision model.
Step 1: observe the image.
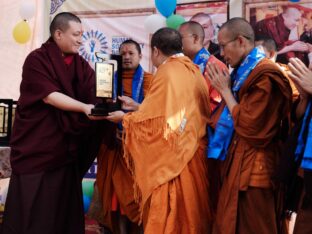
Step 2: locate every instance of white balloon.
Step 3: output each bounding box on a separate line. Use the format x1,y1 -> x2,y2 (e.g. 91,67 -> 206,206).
144,14 -> 166,34
19,1 -> 36,20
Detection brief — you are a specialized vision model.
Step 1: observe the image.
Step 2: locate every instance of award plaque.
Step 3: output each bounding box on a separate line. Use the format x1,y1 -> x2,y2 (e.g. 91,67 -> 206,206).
91,54 -> 122,116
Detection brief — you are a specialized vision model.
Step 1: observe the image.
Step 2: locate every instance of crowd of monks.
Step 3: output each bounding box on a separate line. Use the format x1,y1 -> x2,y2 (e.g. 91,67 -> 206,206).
1,11 -> 312,234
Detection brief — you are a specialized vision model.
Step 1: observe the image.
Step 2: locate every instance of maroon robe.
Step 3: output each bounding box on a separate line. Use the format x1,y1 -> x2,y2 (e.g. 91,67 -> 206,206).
254,14 -> 309,66
2,38 -> 103,234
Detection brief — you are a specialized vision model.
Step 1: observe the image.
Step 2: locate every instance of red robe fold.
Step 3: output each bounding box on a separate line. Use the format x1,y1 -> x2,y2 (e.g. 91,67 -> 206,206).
254,14 -> 309,66
3,38 -> 101,234
10,37 -> 97,174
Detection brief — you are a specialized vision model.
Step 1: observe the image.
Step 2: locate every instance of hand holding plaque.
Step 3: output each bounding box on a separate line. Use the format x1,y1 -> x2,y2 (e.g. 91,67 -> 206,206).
90,53 -> 122,116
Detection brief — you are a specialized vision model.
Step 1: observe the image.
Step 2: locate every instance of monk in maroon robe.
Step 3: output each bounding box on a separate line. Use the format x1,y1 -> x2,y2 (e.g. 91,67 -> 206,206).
2,12 -> 106,234
254,6 -> 311,67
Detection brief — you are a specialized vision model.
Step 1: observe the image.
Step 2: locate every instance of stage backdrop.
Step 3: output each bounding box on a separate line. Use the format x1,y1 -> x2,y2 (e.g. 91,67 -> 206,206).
0,0 -> 242,100
71,9 -> 155,72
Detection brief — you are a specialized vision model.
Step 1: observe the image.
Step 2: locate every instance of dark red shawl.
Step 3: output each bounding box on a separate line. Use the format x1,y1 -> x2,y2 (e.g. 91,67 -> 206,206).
255,14 -> 308,65
10,38 -> 99,174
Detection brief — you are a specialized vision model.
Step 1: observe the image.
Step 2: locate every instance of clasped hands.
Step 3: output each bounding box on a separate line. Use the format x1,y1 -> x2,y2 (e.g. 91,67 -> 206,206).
288,57 -> 312,98
205,62 -> 231,96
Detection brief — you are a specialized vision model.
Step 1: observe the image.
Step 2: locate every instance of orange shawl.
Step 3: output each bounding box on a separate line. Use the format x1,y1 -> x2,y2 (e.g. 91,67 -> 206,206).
122,55 -> 210,221
92,68 -> 153,229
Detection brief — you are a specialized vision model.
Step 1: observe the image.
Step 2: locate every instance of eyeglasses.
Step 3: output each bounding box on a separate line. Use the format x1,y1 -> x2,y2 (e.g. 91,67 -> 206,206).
219,37 -> 238,51
219,35 -> 252,51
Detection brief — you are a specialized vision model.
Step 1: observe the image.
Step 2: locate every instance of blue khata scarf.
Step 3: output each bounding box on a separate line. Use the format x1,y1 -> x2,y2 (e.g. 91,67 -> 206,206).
295,100 -> 312,170
207,47 -> 265,160
113,65 -> 145,103
193,47 -> 210,74
130,64 -> 145,103
117,65 -> 145,130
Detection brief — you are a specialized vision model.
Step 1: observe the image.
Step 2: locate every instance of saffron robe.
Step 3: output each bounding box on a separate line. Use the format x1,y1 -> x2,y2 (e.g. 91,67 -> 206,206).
212,59 -> 292,234
3,38 -> 103,234
122,55 -> 212,233
90,69 -> 153,231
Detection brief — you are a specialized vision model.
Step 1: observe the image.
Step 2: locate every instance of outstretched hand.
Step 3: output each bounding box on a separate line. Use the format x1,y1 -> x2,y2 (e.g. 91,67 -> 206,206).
84,104 -> 109,120
119,96 -> 139,111
105,110 -> 125,123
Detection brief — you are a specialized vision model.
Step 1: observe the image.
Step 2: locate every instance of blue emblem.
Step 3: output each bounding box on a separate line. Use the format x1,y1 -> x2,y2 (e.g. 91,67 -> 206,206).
50,0 -> 66,14
79,30 -> 109,63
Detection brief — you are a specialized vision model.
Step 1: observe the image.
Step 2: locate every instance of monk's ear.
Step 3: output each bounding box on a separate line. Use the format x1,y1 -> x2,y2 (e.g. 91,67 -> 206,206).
53,29 -> 62,41
193,34 -> 200,43
269,51 -> 276,59
153,46 -> 159,56
237,35 -> 245,45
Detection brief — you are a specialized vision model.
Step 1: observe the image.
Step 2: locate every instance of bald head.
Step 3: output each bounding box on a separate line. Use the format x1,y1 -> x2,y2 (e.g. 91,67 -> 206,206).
284,6 -> 301,16
218,18 -> 255,68
151,28 -> 182,56
190,12 -> 212,23
50,12 -> 81,38
179,21 -> 205,44
179,21 -> 205,59
219,17 -> 255,45
189,12 -> 214,45
256,37 -> 277,61
282,7 -> 302,30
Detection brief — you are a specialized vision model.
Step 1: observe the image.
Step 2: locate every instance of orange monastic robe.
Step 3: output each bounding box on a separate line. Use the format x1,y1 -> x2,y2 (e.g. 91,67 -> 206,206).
212,59 -> 292,234
122,55 -> 212,233
91,69 -> 153,231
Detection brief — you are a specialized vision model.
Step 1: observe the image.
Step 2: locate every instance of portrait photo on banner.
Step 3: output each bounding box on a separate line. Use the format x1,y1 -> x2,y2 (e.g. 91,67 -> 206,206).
70,9 -> 155,72
244,0 -> 312,68
176,0 -> 229,45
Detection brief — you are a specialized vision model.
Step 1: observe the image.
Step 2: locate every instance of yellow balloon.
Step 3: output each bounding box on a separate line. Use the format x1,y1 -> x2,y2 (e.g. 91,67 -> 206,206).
12,20 -> 31,44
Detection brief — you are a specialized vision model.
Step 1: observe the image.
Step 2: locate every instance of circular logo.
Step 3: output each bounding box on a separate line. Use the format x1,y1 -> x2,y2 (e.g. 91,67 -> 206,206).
79,30 -> 108,63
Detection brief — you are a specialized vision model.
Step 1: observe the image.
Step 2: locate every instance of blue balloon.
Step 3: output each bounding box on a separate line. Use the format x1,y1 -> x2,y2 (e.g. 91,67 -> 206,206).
155,0 -> 177,18
289,0 -> 300,2
83,195 -> 91,214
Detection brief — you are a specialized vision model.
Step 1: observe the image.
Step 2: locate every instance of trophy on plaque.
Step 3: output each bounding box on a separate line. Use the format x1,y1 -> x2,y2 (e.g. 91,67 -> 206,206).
90,53 -> 122,116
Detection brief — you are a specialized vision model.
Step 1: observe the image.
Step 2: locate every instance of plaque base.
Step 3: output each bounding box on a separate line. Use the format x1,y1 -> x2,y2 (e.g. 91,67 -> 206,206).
90,103 -> 119,116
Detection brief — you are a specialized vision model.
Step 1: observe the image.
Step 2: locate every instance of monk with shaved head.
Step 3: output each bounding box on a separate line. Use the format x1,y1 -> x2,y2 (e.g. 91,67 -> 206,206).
179,22 -> 227,222
179,21 -> 227,112
206,17 -> 292,234
105,27 -> 212,233
255,6 -> 311,67
2,12 -> 107,234
190,12 -> 223,61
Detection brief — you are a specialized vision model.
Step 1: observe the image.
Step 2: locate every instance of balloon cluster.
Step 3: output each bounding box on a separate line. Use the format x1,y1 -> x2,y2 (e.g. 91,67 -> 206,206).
13,1 -> 36,44
82,180 -> 95,214
144,0 -> 185,34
